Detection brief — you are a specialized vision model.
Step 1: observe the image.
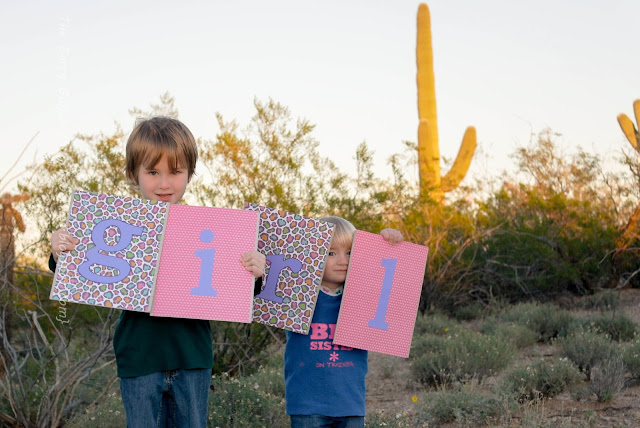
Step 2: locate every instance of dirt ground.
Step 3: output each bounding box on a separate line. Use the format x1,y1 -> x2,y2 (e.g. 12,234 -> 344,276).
365,289 -> 640,427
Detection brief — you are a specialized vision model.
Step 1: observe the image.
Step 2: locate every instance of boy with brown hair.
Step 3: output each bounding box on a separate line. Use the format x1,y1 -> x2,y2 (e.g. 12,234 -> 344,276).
50,117 -> 265,427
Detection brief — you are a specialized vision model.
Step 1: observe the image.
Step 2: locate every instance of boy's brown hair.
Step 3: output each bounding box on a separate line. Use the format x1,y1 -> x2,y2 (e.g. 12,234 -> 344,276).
319,216 -> 356,249
125,117 -> 198,184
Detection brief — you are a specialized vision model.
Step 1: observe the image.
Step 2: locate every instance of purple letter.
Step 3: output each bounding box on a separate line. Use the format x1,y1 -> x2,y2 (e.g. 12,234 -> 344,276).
78,219 -> 144,283
257,254 -> 303,303
368,258 -> 397,331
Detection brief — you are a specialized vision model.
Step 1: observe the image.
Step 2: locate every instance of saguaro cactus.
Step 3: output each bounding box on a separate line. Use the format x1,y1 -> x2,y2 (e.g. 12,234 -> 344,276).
416,3 -> 476,200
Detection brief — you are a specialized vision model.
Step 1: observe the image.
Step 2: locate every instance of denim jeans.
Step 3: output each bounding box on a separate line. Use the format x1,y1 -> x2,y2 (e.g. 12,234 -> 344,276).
120,368 -> 210,428
290,415 -> 365,428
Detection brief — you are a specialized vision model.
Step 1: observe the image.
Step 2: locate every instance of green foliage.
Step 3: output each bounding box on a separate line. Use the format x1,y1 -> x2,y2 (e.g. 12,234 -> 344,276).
496,302 -> 573,342
211,321 -> 281,376
577,312 -> 638,342
479,319 -> 538,349
555,329 -> 614,380
622,339 -> 640,378
580,290 -> 621,311
410,330 -> 516,385
365,411 -> 420,428
461,130 -> 627,301
412,312 -> 458,336
209,372 -> 287,428
415,382 -> 510,426
454,302 -> 485,321
590,356 -> 626,402
65,391 -> 126,428
500,358 -> 583,401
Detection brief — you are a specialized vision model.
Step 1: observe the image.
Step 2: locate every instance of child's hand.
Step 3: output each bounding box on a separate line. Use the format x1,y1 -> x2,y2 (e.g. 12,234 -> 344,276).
51,227 -> 79,262
380,228 -> 403,245
241,250 -> 266,278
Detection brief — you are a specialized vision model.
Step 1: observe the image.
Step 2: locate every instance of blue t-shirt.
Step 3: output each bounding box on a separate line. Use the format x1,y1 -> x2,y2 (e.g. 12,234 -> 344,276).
284,291 -> 368,417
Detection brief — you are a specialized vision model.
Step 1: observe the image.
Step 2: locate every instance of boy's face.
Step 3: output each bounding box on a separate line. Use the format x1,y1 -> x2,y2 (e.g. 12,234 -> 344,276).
136,155 -> 188,204
321,241 -> 351,290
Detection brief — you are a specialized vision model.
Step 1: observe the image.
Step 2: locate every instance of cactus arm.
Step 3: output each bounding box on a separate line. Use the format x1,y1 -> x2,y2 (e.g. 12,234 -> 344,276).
442,126 -> 477,192
617,113 -> 639,150
617,99 -> 640,150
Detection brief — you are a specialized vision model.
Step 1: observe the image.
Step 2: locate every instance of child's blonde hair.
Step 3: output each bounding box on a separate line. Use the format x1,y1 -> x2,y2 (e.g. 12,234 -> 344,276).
319,216 -> 356,249
125,117 -> 198,184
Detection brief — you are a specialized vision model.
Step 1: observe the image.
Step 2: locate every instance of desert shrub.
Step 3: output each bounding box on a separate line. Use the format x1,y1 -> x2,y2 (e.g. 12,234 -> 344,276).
454,302 -> 485,321
65,391 -> 126,428
413,312 -> 458,337
410,330 -> 515,385
497,302 -> 573,342
415,382 -> 510,426
581,290 -> 621,311
479,319 -> 538,349
365,411 -> 419,428
578,312 -> 638,342
555,329 -> 613,380
500,358 -> 583,401
622,339 -> 640,378
590,356 -> 626,402
208,373 -> 287,428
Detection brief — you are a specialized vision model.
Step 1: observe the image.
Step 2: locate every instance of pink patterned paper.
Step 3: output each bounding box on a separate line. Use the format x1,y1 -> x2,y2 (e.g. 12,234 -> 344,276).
332,230 -> 428,358
151,204 -> 258,322
50,190 -> 169,312
244,203 -> 334,334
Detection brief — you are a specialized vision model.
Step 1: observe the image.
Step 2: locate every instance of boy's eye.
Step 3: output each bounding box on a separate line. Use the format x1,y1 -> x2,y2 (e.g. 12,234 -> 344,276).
346,251 -> 351,256
328,251 -> 336,256
148,171 -> 158,176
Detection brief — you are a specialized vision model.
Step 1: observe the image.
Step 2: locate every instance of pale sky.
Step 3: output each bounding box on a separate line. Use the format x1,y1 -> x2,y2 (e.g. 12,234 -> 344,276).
1,0 -> 638,194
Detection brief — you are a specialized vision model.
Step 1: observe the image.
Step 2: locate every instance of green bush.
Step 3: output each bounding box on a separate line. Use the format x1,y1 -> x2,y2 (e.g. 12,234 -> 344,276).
415,383 -> 510,426
622,339 -> 640,379
454,302 -> 485,321
500,358 -> 583,401
479,319 -> 538,349
410,330 -> 516,385
365,411 -> 420,428
555,329 -> 613,380
209,373 -> 287,428
65,391 -> 126,428
579,312 -> 638,342
581,290 -> 621,311
497,302 -> 573,342
413,312 -> 458,337
590,356 -> 626,402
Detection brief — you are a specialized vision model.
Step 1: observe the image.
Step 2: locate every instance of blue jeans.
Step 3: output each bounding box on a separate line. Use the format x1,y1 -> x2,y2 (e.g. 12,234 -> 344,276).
120,369 -> 210,428
290,415 -> 365,428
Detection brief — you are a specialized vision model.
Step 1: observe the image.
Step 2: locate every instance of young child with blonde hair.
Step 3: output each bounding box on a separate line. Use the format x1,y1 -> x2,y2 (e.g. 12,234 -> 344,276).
284,216 -> 402,428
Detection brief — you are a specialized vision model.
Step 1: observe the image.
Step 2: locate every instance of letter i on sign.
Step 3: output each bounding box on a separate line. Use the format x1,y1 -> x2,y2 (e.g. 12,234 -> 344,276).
367,258 -> 398,331
190,229 -> 218,297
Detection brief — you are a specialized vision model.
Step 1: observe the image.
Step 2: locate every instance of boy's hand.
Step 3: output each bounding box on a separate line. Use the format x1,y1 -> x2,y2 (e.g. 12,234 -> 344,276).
51,227 -> 79,262
241,250 -> 266,278
380,228 -> 403,245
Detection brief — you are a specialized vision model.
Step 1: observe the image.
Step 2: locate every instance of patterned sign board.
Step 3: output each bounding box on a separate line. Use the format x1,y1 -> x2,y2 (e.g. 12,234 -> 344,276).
151,204 -> 258,322
51,191 -> 168,312
332,230 -> 429,358
51,190 -> 259,323
245,203 -> 334,334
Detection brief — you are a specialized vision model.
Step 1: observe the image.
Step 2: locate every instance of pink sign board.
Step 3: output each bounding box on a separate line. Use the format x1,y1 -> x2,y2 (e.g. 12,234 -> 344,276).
332,230 -> 428,358
50,190 -> 168,312
151,204 -> 258,322
245,203 -> 334,334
